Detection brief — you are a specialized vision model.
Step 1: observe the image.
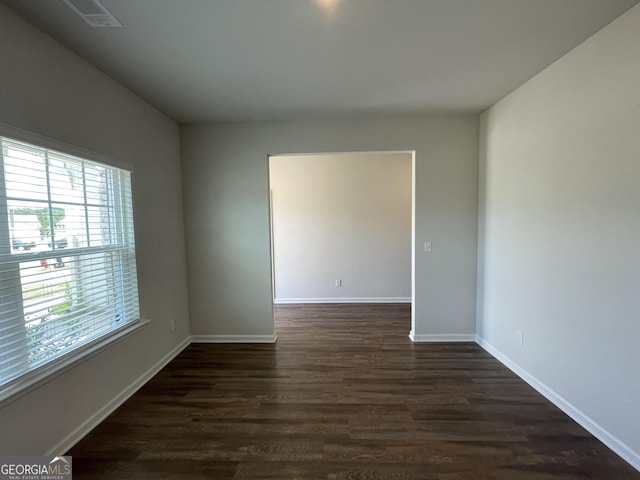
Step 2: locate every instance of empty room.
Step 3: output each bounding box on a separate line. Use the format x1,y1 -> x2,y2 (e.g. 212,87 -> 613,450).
0,1 -> 639,479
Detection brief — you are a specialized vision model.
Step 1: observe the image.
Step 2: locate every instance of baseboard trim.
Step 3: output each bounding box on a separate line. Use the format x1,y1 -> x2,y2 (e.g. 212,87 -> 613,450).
274,297 -> 411,304
409,332 -> 476,342
48,336 -> 192,456
46,328 -> 638,471
475,335 -> 640,472
191,333 -> 277,343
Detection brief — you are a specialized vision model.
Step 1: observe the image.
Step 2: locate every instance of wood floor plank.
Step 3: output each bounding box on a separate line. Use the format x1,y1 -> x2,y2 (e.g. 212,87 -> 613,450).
67,303 -> 639,479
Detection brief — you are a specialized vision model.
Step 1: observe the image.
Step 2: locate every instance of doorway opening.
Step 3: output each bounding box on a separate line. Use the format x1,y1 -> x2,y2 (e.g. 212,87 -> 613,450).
268,151 -> 416,337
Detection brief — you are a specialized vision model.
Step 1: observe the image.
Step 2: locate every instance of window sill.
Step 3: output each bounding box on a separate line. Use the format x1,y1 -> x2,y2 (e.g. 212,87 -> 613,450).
0,319 -> 150,408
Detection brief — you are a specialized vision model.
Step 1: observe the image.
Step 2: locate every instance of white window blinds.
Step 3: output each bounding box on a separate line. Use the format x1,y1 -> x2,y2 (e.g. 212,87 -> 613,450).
0,136 -> 140,391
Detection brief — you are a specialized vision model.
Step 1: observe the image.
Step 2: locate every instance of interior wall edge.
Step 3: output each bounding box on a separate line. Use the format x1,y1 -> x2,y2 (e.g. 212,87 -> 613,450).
48,336 -> 191,456
190,334 -> 277,344
409,334 -> 476,343
475,336 -> 640,472
274,298 -> 412,304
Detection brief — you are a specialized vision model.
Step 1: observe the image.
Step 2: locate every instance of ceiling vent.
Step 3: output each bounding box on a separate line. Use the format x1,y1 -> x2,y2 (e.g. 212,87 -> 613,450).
62,0 -> 122,27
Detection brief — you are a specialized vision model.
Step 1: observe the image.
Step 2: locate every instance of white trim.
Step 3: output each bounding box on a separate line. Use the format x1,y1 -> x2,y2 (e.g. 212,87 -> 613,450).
274,297 -> 411,304
0,121 -> 133,172
475,335 -> 640,472
0,320 -> 150,407
270,150 -> 414,158
410,150 -> 417,344
191,333 -> 277,344
47,335 -> 191,456
409,333 -> 476,342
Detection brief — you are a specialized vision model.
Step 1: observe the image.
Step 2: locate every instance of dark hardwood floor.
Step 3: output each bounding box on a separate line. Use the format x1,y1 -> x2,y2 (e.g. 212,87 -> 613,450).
68,303 -> 639,479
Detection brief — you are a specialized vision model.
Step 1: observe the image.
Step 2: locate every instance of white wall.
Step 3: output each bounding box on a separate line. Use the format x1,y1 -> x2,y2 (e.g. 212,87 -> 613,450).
477,4 -> 640,468
0,6 -> 190,454
270,152 -> 412,303
181,116 -> 478,341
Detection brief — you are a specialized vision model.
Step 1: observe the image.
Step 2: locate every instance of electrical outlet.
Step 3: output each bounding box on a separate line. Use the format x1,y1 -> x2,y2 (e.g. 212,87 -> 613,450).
335,279 -> 342,287
516,330 -> 523,346
169,318 -> 175,332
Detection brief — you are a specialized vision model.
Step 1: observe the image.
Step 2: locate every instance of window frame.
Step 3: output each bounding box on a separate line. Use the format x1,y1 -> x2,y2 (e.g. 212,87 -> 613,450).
0,123 -> 146,406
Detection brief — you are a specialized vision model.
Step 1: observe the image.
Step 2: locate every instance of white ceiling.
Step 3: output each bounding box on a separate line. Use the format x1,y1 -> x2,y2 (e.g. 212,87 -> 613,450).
4,0 -> 639,123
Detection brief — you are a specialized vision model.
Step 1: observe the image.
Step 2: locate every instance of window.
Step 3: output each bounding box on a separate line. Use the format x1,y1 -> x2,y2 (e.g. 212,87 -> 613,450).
0,135 -> 140,393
